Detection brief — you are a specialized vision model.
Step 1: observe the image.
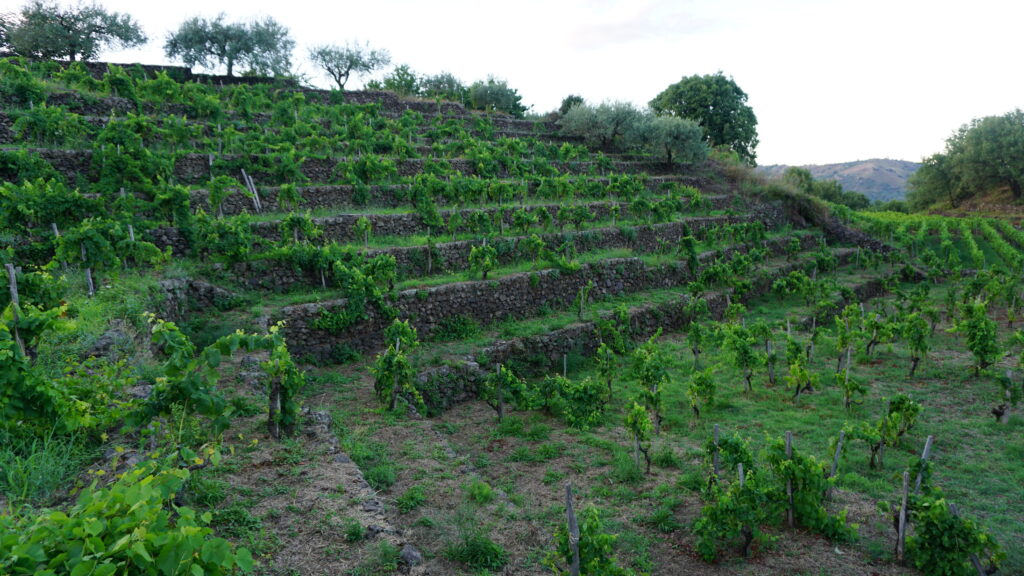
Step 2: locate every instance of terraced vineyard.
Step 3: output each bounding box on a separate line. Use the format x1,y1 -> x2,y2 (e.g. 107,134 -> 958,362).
1,59 -> 1021,576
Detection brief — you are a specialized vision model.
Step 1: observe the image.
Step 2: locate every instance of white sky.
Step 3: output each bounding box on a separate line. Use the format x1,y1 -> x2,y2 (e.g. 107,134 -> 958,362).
21,0 -> 1024,165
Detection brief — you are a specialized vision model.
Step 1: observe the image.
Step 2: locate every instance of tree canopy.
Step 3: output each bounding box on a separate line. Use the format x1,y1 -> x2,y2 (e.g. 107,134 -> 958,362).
0,0 -> 146,62
308,41 -> 390,90
164,14 -> 293,77
650,72 -> 759,165
907,109 -> 1024,210
781,167 -> 870,210
558,100 -> 706,164
468,76 -> 527,118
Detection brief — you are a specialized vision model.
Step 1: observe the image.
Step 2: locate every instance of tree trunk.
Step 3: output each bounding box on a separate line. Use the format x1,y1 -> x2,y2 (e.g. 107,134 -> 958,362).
1010,178 -> 1022,200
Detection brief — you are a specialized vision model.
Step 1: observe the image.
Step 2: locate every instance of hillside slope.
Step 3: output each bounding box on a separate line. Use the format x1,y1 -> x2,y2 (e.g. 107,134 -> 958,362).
758,158 -> 920,203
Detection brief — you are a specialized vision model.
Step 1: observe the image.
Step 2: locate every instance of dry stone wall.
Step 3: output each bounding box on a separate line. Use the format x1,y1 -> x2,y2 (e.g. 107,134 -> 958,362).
272,234 -> 819,362
233,215 -> 748,291
412,249 -> 861,413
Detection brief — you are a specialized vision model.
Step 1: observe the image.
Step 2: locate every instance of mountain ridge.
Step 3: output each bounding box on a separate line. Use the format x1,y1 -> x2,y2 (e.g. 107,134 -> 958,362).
757,158 -> 920,203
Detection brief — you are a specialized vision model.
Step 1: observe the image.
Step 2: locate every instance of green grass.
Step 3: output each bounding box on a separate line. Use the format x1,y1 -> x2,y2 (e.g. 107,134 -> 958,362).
0,430 -> 94,505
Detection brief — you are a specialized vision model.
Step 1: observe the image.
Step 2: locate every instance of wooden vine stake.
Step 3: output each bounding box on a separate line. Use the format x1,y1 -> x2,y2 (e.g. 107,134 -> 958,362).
564,483 -> 581,576
896,470 -> 909,563
827,430 -> 845,499
563,353 -> 568,378
240,169 -> 263,214
495,364 -> 505,422
5,264 -> 25,357
51,223 -> 67,270
913,435 -> 934,495
389,338 -> 401,411
785,430 -> 794,527
712,423 -> 721,478
81,243 -> 95,298
268,374 -> 281,440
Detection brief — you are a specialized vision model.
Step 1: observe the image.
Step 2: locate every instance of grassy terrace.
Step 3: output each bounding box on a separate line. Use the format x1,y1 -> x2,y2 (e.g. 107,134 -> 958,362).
2,58 -> 1018,576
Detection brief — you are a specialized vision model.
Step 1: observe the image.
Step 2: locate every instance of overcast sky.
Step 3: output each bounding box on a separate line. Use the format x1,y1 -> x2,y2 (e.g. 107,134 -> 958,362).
73,0 -> 1024,165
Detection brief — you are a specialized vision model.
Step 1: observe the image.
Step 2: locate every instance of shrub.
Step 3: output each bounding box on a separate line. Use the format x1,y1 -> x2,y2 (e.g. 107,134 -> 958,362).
466,480 -> 494,504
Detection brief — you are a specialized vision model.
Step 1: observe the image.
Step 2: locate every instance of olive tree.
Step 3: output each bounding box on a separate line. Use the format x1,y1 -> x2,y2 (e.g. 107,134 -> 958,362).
631,114 -> 707,164
558,100 -> 643,150
164,14 -> 294,77
308,41 -> 390,90
1,0 -> 146,62
468,76 -> 526,117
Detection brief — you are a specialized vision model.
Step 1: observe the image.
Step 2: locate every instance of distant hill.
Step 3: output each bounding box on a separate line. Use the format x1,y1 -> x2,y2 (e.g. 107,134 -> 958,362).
757,158 -> 921,203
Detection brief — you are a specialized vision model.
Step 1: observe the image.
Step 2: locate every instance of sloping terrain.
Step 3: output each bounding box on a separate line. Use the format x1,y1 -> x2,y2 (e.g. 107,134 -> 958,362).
0,59 -> 1018,576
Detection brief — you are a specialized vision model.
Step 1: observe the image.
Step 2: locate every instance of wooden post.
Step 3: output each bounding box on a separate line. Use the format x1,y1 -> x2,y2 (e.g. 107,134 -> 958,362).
712,423 -> 721,477
738,462 -> 745,488
913,435 -> 934,495
563,353 -> 567,378
565,483 -> 581,576
5,264 -> 25,357
830,430 -> 845,478
241,169 -> 262,213
51,223 -> 67,270
390,339 -> 401,411
268,376 -> 281,439
81,244 -> 95,297
785,430 -> 794,528
896,470 -> 909,563
496,364 -> 504,422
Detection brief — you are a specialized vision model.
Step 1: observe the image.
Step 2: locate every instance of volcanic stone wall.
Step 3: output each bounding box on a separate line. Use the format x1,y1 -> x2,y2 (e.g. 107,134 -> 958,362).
271,234 -> 818,362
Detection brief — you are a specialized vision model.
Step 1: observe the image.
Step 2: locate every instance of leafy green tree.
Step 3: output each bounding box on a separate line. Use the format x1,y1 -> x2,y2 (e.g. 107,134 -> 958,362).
908,109 -> 1024,208
558,94 -> 584,116
649,71 -> 759,164
366,63 -> 419,96
468,76 -> 526,117
419,71 -> 468,104
632,114 -> 707,164
558,101 -> 643,150
164,14 -> 294,77
1,0 -> 146,61
308,41 -> 390,90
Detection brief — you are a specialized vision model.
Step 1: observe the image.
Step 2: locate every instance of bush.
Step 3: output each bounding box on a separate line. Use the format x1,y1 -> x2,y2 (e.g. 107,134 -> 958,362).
466,480 -> 494,504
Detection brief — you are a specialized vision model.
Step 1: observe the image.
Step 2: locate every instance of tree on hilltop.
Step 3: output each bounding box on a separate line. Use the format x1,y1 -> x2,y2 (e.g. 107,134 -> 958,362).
1,0 -> 146,62
468,76 -> 527,118
908,109 -> 1024,209
308,41 -> 390,90
164,14 -> 293,77
650,71 -> 759,165
420,71 -> 468,104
